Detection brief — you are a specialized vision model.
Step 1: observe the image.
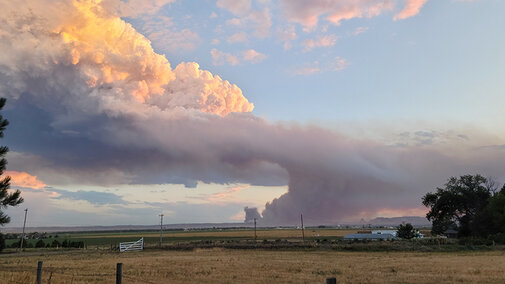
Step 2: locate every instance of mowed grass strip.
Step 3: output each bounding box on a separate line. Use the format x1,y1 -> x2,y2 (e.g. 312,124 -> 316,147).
1,249 -> 504,283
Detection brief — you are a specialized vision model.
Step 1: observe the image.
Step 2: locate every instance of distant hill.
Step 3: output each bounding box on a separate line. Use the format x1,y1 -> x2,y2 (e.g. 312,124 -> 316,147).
366,216 -> 431,227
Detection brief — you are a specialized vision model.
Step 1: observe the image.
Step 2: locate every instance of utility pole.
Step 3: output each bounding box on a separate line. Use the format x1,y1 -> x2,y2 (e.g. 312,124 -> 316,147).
159,214 -> 164,248
254,218 -> 257,241
19,208 -> 28,252
300,213 -> 305,242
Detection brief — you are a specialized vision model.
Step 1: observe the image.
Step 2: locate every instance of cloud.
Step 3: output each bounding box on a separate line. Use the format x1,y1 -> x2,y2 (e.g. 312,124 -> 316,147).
302,34 -> 338,51
101,0 -> 176,18
211,48 -> 240,65
4,171 -> 46,189
353,26 -> 369,35
292,56 -> 348,75
394,0 -> 428,20
221,4 -> 272,38
227,32 -> 249,43
279,0 -> 427,28
52,189 -> 126,205
242,49 -> 267,63
2,0 -> 505,227
140,16 -> 201,53
216,0 -> 251,16
0,0 -> 252,117
193,184 -> 251,203
211,48 -> 266,65
277,26 -> 297,50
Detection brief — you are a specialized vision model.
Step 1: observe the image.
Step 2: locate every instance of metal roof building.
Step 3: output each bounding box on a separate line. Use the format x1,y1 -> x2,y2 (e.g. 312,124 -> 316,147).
343,233 -> 395,240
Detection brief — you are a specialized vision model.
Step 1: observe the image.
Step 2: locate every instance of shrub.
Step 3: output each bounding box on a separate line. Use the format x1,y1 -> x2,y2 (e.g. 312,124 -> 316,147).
0,233 -> 5,252
35,240 -> 45,248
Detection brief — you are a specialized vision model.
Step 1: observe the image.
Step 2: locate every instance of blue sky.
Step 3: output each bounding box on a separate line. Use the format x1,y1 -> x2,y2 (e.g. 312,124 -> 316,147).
1,0 -> 505,227
126,0 -> 505,124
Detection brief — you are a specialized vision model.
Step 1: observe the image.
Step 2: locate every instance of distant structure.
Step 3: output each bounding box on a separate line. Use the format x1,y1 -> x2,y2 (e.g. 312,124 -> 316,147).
444,229 -> 458,239
371,230 -> 398,237
345,228 -> 425,240
344,233 -> 395,240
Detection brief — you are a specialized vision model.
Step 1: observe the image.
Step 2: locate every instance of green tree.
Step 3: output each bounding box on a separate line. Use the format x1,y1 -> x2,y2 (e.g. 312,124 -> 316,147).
0,98 -> 23,226
472,185 -> 505,237
422,175 -> 491,237
397,223 -> 419,239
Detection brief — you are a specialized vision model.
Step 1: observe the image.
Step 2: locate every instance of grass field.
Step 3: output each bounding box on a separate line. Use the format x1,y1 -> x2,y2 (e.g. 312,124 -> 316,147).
4,228 -> 359,248
3,228 -> 501,283
1,249 -> 505,283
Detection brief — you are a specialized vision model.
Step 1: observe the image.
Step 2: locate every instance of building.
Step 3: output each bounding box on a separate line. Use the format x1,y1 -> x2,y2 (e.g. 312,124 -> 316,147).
444,229 -> 458,239
371,230 -> 398,237
343,233 -> 395,240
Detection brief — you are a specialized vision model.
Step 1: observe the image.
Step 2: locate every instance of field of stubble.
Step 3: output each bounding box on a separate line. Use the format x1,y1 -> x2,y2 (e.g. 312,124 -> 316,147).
1,248 -> 504,283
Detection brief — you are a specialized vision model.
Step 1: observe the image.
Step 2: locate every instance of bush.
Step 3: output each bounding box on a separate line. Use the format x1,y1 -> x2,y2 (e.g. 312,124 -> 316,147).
51,240 -> 61,248
10,240 -> 20,248
457,237 -> 493,246
488,233 -> 505,244
35,239 -> 45,248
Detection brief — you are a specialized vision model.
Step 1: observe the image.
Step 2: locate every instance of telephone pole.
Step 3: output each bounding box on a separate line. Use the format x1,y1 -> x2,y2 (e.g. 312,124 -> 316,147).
300,213 -> 305,242
159,214 -> 164,248
19,208 -> 28,252
254,218 -> 257,241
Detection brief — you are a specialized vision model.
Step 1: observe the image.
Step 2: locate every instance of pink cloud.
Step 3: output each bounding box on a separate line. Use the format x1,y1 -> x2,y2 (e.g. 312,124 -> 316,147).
211,48 -> 240,66
292,56 -> 348,75
280,0 -> 394,27
280,0 -> 428,27
302,34 -> 338,51
227,32 -> 248,43
216,0 -> 251,16
4,170 -> 46,189
242,49 -> 267,63
394,0 -> 428,20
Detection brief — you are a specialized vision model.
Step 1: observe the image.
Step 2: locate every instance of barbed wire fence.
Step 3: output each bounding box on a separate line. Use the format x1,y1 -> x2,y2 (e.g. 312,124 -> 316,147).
1,261 -> 160,284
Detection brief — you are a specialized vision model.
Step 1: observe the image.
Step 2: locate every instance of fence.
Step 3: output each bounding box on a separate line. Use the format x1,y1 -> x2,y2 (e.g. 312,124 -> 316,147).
7,261 -> 338,284
119,237 -> 143,252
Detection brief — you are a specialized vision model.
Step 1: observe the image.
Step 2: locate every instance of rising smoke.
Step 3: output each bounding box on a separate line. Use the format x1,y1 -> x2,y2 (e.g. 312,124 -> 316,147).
1,0 -> 504,226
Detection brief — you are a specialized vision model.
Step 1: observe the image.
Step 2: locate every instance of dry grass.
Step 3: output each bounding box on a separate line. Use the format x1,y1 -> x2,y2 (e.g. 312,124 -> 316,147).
1,249 -> 504,283
77,228 -> 357,240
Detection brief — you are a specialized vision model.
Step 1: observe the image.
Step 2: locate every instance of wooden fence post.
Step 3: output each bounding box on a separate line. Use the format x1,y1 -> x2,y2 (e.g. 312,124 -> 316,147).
116,263 -> 122,284
36,261 -> 43,284
326,277 -> 337,284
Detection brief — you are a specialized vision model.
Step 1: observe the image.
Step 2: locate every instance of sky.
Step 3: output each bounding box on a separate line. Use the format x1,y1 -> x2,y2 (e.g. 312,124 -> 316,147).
0,0 -> 504,227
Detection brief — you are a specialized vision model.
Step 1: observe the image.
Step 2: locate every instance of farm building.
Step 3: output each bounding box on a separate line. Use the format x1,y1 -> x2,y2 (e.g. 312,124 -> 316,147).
371,230 -> 398,237
343,233 -> 395,240
444,229 -> 458,238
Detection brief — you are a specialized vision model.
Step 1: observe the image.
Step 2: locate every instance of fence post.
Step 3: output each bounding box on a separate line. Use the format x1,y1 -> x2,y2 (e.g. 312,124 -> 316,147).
326,277 -> 337,284
116,263 -> 122,284
36,261 -> 43,284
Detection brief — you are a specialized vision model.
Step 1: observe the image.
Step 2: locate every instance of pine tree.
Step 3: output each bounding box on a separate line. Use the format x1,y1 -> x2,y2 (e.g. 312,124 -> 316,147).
0,98 -> 23,226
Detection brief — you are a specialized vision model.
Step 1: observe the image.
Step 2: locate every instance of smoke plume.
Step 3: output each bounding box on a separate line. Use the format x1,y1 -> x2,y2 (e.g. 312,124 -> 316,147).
244,207 -> 262,223
1,0 -> 504,226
